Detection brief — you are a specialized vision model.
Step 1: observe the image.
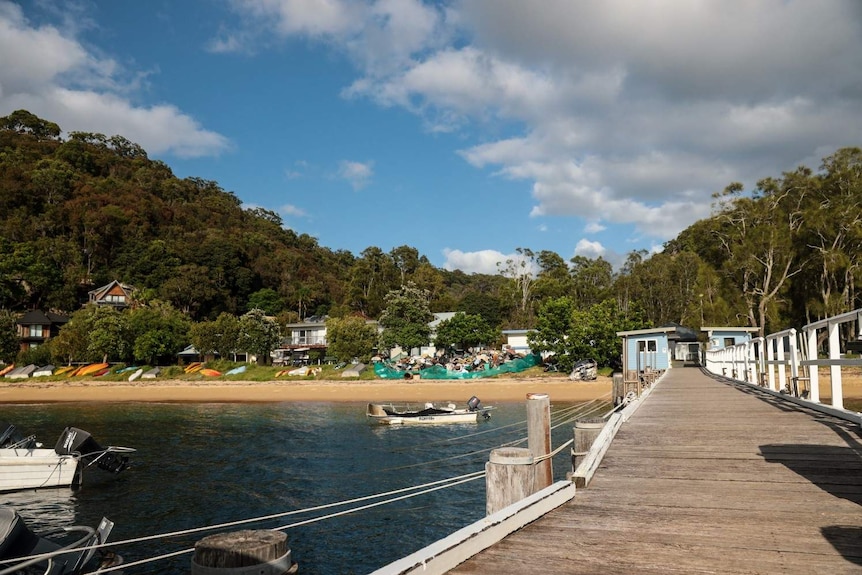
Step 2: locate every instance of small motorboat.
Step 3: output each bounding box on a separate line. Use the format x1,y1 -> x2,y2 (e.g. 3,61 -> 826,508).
0,507 -> 121,574
366,396 -> 495,425
0,423 -> 135,493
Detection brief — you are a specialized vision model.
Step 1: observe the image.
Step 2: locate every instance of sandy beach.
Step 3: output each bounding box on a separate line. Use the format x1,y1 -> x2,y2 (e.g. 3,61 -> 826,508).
2,371 -> 860,405
0,375 -> 612,404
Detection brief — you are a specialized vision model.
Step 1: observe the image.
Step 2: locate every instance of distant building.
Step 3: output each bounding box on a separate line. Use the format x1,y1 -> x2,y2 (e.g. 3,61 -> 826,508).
16,310 -> 69,352
501,329 -> 532,355
702,327 -> 760,351
87,280 -> 135,309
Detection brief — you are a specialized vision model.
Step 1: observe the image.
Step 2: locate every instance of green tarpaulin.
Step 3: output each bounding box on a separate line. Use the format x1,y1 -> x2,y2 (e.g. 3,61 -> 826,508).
373,353 -> 542,380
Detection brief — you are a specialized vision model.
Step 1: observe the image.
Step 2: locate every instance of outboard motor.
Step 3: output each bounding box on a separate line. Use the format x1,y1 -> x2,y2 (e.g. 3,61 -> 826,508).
54,427 -> 129,474
467,396 -> 482,411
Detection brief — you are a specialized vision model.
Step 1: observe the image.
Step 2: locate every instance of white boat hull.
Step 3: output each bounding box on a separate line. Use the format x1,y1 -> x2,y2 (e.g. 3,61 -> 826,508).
0,449 -> 81,492
366,401 -> 494,425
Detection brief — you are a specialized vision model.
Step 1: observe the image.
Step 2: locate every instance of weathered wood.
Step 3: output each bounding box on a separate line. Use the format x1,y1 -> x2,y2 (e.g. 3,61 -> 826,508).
611,371 -> 624,405
525,392 -> 552,489
485,447 -> 535,516
449,368 -> 862,574
192,530 -> 296,574
571,418 -> 604,473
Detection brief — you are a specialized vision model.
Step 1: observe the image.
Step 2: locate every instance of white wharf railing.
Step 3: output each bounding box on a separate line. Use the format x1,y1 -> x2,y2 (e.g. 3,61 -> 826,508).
704,308 -> 862,425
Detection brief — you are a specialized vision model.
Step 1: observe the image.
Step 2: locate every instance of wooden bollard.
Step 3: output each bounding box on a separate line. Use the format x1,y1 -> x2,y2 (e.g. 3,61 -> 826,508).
485,447 -> 535,515
526,392 -> 552,490
572,418 -> 605,478
192,530 -> 298,574
612,372 -> 624,406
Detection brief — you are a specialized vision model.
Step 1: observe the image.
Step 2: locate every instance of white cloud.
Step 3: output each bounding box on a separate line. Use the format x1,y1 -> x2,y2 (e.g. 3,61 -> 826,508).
584,221 -> 605,234
280,204 -> 308,217
442,248 -> 506,275
0,1 -> 229,158
574,239 -> 605,259
338,160 -> 374,189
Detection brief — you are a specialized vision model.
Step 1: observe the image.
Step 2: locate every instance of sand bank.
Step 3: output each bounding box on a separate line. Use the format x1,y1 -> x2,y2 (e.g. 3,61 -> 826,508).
0,375 -> 611,404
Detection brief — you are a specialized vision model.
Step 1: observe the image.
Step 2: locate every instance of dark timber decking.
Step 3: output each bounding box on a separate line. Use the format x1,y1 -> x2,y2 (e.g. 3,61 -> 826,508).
449,368 -> 862,574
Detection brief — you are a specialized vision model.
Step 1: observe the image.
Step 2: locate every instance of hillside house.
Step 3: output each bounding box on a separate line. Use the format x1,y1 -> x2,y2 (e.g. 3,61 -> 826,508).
88,280 -> 135,309
16,310 -> 69,352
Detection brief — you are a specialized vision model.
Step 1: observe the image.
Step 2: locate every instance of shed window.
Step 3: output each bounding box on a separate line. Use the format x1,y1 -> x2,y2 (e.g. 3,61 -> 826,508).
638,340 -> 657,352
724,337 -> 735,347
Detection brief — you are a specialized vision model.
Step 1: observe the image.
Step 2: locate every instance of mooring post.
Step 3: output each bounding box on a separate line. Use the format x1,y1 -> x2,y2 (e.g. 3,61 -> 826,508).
571,418 -> 606,483
612,372 -> 624,406
526,392 -> 552,490
191,530 -> 297,574
485,447 -> 535,515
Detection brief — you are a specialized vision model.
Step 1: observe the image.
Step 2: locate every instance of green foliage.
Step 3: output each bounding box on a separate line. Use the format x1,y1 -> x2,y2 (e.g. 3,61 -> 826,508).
378,282 -> 433,353
189,312 -> 241,360
530,297 -> 649,371
247,288 -> 284,315
128,302 -> 190,365
16,343 -> 53,367
434,312 -> 498,351
0,310 -> 18,363
239,309 -> 281,365
325,316 -> 378,362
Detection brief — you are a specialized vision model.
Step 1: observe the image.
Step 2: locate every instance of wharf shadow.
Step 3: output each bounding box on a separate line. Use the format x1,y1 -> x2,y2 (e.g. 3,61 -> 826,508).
761,443 -> 862,565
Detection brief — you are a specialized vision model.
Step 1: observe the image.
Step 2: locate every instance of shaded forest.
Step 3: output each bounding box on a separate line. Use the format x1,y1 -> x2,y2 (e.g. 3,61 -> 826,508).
2,110 -> 861,337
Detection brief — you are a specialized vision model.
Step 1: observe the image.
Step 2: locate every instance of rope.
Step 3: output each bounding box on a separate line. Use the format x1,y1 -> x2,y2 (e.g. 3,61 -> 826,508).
533,438 -> 574,463
83,473 -> 487,575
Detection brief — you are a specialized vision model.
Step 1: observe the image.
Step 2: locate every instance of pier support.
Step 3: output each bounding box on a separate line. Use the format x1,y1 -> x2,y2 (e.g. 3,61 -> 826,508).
191,530 -> 297,574
571,418 -> 605,474
485,447 -> 535,515
526,392 -> 552,489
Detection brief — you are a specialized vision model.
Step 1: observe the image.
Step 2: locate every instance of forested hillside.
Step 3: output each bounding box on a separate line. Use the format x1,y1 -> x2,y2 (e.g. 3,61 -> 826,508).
2,110 -> 861,339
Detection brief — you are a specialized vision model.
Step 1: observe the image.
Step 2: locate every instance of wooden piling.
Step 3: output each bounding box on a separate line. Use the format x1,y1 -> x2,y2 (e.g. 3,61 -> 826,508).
526,392 -> 552,490
485,447 -> 535,515
612,372 -> 624,406
572,418 -> 605,475
192,530 -> 297,574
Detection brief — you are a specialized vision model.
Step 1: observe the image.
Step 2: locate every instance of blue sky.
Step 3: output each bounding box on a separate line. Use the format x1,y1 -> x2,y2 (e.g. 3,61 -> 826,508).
2,1 -> 861,273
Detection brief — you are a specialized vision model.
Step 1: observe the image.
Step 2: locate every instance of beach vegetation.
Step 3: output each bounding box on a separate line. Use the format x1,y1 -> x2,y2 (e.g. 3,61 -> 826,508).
3,111 -> 862,372
325,316 -> 378,362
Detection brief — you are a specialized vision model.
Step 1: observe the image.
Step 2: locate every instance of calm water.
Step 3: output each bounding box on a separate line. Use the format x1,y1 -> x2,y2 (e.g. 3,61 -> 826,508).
2,400 -> 599,574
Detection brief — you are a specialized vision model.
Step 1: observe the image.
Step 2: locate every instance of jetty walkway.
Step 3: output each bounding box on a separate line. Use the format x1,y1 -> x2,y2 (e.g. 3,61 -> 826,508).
449,367 -> 862,574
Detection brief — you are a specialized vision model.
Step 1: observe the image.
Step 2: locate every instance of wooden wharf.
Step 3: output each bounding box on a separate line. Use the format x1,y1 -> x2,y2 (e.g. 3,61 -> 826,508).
448,367 -> 862,574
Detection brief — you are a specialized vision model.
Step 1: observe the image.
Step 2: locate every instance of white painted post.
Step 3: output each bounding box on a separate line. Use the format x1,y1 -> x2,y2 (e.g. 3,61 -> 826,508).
776,337 -> 787,393
767,339 -> 776,391
828,320 -> 844,409
807,326 -> 820,402
788,329 -> 799,396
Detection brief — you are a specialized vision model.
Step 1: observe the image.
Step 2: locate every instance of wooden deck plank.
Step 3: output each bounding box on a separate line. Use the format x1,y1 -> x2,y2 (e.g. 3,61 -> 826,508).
447,368 -> 862,574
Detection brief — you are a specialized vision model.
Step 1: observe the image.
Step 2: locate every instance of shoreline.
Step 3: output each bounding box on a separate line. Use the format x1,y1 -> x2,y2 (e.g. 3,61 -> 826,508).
0,376 -> 613,404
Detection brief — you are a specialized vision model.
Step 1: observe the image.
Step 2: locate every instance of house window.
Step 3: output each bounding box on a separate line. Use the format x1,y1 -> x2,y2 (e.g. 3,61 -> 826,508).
724,337 -> 735,347
30,325 -> 43,338
638,340 -> 657,352
106,294 -> 125,303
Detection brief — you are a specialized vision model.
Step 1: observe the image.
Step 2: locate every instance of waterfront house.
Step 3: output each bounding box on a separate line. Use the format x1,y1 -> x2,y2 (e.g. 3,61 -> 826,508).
16,310 -> 69,352
501,329 -> 532,355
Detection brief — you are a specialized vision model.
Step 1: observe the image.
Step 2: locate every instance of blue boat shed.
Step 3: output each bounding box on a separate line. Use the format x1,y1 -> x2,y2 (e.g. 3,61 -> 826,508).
616,326 -> 676,381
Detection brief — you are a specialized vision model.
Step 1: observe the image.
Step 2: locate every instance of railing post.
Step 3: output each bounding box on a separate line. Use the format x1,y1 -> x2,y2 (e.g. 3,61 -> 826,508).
828,320 -> 844,409
526,392 -> 553,490
806,327 -> 820,402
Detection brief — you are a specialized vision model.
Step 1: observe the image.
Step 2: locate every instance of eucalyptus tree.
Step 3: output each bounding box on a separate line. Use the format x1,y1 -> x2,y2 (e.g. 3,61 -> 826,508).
713,176 -> 808,335
497,247 -> 536,327
570,256 -> 613,309
800,147 -> 862,321
532,251 -> 574,302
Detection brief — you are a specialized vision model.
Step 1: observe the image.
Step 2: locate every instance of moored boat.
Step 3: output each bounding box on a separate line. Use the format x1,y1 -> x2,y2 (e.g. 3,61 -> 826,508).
0,507 -> 121,574
366,396 -> 494,425
0,423 -> 135,493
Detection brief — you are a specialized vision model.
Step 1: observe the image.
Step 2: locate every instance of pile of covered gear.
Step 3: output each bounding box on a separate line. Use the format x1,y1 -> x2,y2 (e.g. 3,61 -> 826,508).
373,349 -> 542,380
569,358 -> 598,381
